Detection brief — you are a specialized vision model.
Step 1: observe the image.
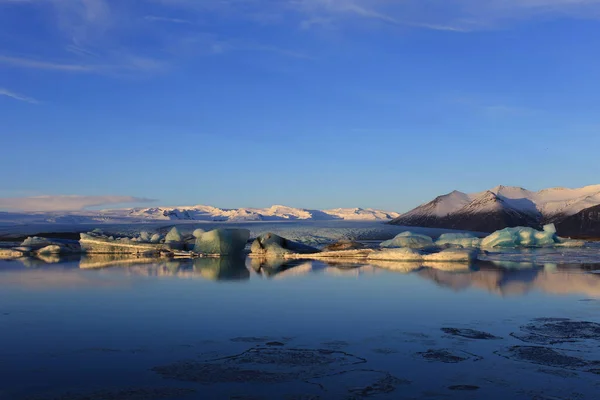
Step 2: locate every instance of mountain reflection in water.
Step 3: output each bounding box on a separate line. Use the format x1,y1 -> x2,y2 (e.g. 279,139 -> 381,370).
0,255 -> 599,297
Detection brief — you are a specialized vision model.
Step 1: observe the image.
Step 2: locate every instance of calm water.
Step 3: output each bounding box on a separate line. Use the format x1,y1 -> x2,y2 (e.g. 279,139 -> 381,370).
1,256 -> 599,400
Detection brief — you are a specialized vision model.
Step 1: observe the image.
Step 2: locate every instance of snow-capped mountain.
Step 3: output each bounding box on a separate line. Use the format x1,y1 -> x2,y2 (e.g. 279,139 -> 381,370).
390,185 -> 600,236
0,205 -> 400,226
125,205 -> 401,222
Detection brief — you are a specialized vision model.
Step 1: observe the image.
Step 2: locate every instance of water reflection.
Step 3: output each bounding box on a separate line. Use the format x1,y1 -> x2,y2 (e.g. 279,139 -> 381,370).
193,258 -> 250,281
0,255 -> 599,297
417,261 -> 600,297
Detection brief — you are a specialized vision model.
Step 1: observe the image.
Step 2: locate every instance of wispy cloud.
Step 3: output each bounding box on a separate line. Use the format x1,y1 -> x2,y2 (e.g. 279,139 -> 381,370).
0,195 -> 157,211
0,54 -> 166,74
0,87 -> 39,104
144,15 -> 191,24
0,55 -> 95,72
450,95 -> 541,117
2,0 -> 598,82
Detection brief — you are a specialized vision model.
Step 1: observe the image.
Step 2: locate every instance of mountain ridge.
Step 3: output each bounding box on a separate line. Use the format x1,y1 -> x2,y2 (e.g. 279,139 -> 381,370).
0,205 -> 401,225
390,184 -> 600,236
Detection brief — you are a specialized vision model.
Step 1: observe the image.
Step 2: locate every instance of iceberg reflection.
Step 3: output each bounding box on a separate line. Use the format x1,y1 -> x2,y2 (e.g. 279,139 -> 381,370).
417,261 -> 600,297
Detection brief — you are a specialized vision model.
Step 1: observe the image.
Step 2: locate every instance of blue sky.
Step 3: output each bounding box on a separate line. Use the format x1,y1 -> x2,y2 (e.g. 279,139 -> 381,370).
1,0 -> 600,212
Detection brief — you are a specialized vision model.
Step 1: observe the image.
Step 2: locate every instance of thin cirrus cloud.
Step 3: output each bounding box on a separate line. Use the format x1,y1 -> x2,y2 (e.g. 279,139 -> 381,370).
0,195 -> 157,212
2,0 -> 600,78
144,15 -> 191,24
290,0 -> 600,31
0,87 -> 38,104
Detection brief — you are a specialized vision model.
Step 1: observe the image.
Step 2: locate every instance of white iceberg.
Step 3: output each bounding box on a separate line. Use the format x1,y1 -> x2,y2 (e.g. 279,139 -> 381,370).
380,232 -> 434,249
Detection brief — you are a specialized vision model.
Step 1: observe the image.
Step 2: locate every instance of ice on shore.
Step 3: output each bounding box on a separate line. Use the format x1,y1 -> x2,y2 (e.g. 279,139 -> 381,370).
380,232 -> 435,249
193,229 -> 250,256
435,233 -> 481,248
251,233 -> 321,257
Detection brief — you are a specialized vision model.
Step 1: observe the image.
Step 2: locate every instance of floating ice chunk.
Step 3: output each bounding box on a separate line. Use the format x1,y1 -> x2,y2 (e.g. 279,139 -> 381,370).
139,231 -> 151,242
380,232 -> 434,249
368,248 -> 424,261
543,223 -> 557,234
21,237 -> 55,250
80,232 -> 169,255
150,233 -> 162,243
193,229 -> 206,238
0,248 -> 26,259
368,248 -> 476,263
20,237 -> 80,253
165,227 -> 182,242
555,238 -> 587,247
251,233 -> 320,256
165,227 -> 184,250
435,233 -> 481,248
481,227 -> 557,248
193,229 -> 250,256
37,245 -> 63,254
422,248 -> 477,262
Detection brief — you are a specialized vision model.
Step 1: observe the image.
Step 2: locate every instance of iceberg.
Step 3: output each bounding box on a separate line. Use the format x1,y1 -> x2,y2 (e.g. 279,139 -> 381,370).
164,227 -> 184,250
368,248 -> 476,263
480,224 -> 579,248
19,237 -> 81,254
0,248 -> 26,259
80,232 -> 171,255
193,229 -> 250,256
435,233 -> 481,248
250,233 -> 321,257
380,232 -> 434,249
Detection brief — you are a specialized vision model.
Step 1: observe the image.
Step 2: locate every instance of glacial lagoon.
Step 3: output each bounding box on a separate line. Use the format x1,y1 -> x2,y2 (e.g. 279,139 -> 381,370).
1,253 -> 600,400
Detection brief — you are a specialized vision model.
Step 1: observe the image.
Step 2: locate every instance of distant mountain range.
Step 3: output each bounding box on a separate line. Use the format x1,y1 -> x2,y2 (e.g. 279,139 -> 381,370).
0,205 -> 401,225
390,185 -> 600,237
